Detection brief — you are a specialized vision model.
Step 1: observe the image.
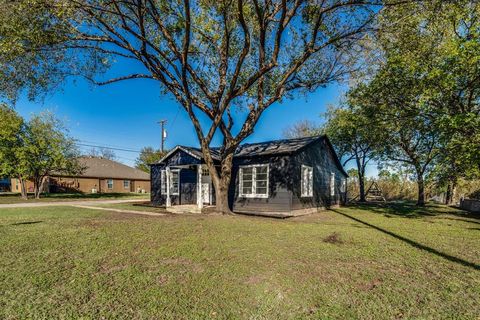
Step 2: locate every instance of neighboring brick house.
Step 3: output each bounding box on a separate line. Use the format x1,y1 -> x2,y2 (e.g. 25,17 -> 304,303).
10,157 -> 150,194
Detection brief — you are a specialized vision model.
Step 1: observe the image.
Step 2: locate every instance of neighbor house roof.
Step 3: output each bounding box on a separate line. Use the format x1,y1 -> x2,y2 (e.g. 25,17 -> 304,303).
58,157 -> 150,180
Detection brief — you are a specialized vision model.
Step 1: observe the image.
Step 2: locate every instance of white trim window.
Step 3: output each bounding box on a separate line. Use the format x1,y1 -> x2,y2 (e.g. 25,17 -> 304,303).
301,165 -> 313,197
239,164 -> 269,198
160,170 -> 167,194
170,169 -> 180,195
123,180 -> 130,189
330,173 -> 335,196
107,179 -> 113,190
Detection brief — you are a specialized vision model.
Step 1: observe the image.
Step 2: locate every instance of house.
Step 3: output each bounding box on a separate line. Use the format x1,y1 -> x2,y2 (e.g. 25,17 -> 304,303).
10,157 -> 150,194
150,136 -> 348,217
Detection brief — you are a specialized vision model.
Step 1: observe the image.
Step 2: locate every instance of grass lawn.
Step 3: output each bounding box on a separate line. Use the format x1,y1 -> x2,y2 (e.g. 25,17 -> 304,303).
0,192 -> 150,204
0,203 -> 479,319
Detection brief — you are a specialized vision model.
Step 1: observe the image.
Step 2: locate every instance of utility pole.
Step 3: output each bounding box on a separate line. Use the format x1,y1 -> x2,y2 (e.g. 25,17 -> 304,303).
158,120 -> 167,152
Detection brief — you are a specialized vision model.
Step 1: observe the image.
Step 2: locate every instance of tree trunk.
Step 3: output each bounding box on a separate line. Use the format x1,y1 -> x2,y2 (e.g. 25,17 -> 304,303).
445,183 -> 452,205
358,172 -> 366,202
416,172 -> 425,206
33,176 -> 45,199
19,176 -> 28,200
355,156 -> 367,202
205,149 -> 234,215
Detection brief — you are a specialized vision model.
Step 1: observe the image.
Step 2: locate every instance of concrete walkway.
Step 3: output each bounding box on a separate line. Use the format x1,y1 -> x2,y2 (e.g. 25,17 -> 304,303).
0,199 -> 146,209
73,205 -> 166,217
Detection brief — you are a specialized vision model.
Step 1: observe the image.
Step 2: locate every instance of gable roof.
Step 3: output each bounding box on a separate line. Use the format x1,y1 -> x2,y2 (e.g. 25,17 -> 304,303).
234,136 -> 321,157
156,136 -> 347,176
67,157 -> 150,180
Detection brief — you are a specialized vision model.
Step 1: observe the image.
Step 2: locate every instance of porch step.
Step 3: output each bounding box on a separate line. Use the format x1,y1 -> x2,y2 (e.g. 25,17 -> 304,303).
166,205 -> 202,214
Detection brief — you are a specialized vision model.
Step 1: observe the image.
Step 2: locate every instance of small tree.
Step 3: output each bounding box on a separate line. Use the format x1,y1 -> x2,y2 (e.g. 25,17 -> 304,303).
86,147 -> 117,160
18,112 -> 82,199
283,120 -> 319,139
0,104 -> 28,198
322,105 -> 379,202
135,147 -> 167,173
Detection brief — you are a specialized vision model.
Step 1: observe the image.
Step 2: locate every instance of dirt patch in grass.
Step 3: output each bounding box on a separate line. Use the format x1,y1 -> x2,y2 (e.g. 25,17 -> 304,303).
323,232 -> 344,244
161,257 -> 204,273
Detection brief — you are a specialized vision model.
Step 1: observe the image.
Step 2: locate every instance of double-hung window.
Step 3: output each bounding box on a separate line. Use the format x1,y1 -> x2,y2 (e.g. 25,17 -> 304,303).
239,164 -> 269,198
170,169 -> 180,195
301,165 -> 313,197
107,179 -> 113,190
160,169 -> 180,195
160,170 -> 167,194
123,180 -> 130,189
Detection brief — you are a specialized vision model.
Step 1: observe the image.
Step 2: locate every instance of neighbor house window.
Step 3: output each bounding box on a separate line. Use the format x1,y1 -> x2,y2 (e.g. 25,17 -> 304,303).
170,169 -> 180,195
107,179 -> 113,189
301,165 -> 313,197
330,173 -> 335,196
123,180 -> 130,189
239,164 -> 269,198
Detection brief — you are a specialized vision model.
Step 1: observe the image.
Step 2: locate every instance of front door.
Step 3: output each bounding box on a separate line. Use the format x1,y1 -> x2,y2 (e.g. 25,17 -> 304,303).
201,183 -> 210,204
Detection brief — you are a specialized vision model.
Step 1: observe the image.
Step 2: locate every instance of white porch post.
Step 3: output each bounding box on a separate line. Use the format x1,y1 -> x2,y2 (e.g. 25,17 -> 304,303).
197,164 -> 203,209
166,166 -> 171,207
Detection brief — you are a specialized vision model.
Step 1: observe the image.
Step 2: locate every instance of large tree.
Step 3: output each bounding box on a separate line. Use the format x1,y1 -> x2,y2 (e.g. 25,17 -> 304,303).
374,0 -> 480,204
0,0 -> 396,213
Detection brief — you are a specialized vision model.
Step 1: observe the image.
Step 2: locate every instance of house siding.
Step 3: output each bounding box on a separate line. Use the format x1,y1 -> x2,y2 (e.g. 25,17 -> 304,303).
231,156 -> 292,213
291,139 -> 347,210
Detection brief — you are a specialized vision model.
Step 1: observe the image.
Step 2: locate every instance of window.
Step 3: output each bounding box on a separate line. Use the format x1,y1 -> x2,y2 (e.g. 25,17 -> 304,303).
107,179 -> 113,189
239,164 -> 269,198
340,178 -> 346,193
160,170 -> 166,194
160,169 -> 180,195
123,180 -> 130,189
301,165 -> 313,197
330,173 -> 335,196
170,169 -> 180,195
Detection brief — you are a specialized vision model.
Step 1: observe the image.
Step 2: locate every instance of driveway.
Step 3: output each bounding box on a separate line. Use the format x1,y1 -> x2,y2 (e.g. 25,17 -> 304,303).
0,199 -> 146,209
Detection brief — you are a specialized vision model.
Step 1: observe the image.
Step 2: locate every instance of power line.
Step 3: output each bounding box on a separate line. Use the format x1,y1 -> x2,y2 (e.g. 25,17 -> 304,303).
75,143 -> 141,153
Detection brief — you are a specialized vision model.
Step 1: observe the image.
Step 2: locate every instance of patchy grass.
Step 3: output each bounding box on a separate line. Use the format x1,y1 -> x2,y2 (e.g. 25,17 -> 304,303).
0,192 -> 150,204
92,201 -> 169,214
0,203 -> 479,319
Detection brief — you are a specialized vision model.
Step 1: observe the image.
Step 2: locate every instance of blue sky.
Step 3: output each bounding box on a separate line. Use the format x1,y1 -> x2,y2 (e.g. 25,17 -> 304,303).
15,75 -> 377,176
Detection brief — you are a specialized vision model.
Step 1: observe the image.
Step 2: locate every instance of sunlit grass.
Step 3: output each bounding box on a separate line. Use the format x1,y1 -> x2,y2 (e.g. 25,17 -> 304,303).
0,203 -> 478,319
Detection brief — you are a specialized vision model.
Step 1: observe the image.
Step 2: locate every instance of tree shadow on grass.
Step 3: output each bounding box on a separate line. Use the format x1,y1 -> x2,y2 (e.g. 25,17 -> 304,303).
11,221 -> 43,226
332,209 -> 480,271
349,201 -> 480,221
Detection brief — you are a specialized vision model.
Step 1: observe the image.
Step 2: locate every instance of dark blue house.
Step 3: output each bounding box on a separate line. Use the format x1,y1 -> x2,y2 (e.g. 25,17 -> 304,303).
150,136 -> 348,217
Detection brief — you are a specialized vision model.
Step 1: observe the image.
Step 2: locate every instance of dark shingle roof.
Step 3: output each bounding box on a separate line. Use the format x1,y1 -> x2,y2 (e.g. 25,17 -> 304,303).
234,136 -> 321,157
73,157 -> 150,180
178,146 -> 222,161
157,135 -> 347,176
